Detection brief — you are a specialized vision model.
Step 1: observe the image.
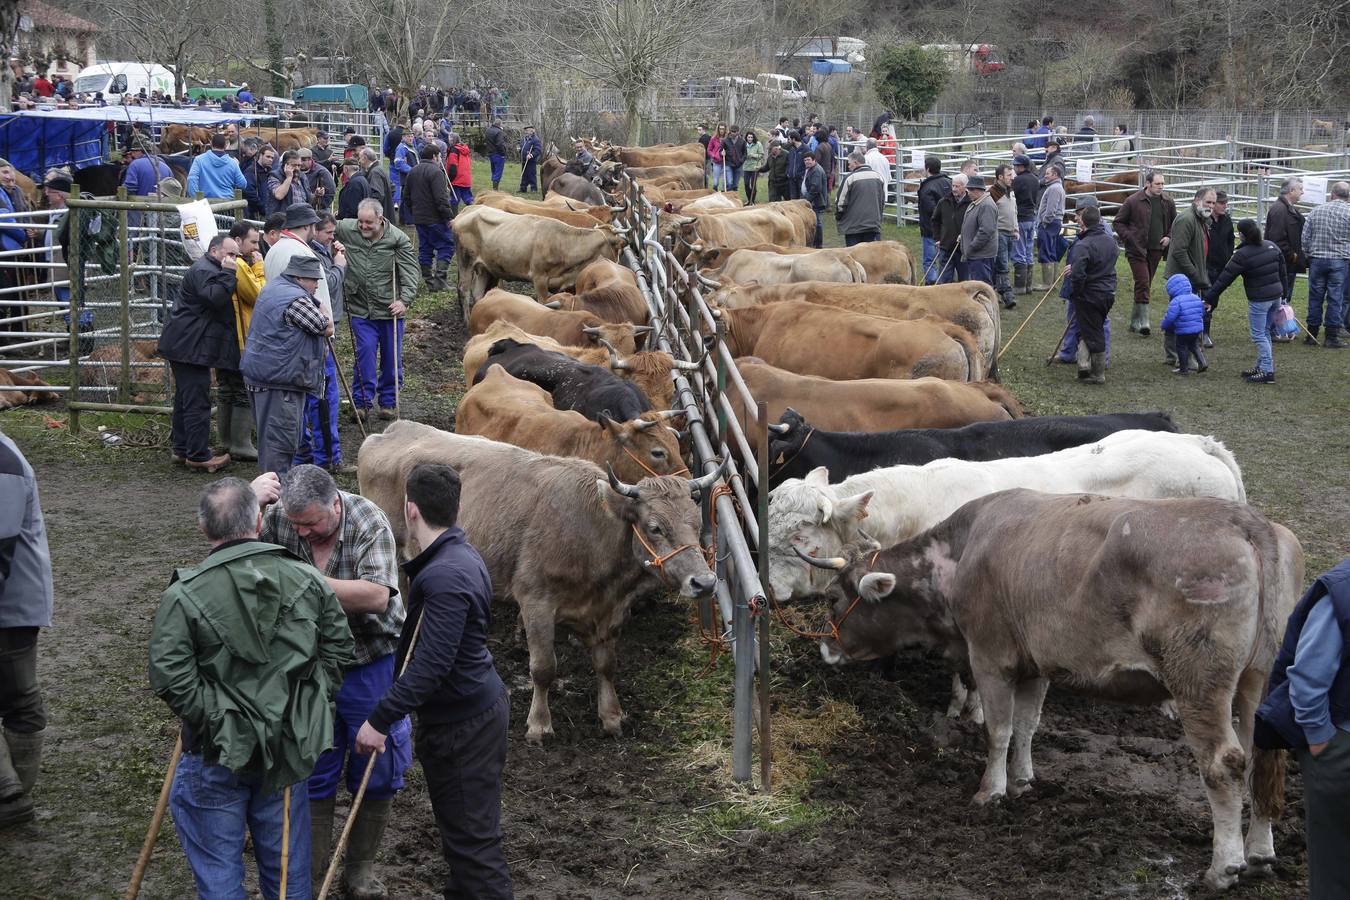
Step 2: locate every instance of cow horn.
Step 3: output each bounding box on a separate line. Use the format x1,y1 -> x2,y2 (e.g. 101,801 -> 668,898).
666,426 -> 684,438
793,546 -> 847,570
767,422 -> 791,435
687,457 -> 729,496
695,273 -> 721,290
653,409 -> 684,420
631,325 -> 655,334
611,223 -> 630,235
582,326 -> 603,337
609,204 -> 626,212
671,356 -> 703,371
632,418 -> 658,431
543,299 -> 563,310
598,338 -> 631,370
606,462 -> 643,498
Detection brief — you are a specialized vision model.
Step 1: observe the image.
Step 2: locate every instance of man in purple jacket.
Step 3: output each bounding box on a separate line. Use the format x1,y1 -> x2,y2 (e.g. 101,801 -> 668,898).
356,463 -> 512,899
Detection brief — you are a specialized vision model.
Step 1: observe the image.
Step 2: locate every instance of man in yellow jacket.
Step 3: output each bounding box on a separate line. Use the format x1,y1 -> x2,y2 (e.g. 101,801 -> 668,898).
222,220 -> 265,461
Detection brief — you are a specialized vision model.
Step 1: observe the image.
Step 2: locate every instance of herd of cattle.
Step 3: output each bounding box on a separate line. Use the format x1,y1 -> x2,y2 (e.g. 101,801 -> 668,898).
349,139 -> 1312,892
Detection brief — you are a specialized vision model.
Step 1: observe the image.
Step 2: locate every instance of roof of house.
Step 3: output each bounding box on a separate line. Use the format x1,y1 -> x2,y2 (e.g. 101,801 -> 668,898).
22,1 -> 102,33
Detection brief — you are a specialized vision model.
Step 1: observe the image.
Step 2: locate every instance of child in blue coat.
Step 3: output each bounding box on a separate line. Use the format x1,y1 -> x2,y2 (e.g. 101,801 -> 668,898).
1161,273 -> 1207,375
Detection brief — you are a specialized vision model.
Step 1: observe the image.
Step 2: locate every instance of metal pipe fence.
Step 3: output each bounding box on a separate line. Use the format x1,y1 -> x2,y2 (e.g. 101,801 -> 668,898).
0,191 -> 248,428
612,178 -> 774,789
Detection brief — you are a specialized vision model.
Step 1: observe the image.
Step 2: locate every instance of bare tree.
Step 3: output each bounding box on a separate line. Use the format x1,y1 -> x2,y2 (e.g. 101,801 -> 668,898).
0,0 -> 18,113
88,0 -> 214,98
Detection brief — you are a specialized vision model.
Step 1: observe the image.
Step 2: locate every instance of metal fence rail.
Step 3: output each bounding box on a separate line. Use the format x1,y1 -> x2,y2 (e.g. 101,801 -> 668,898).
614,180 -> 774,789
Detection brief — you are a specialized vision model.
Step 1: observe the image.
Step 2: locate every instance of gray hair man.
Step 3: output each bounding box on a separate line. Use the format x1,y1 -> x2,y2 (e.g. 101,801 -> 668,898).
1299,180 -> 1350,346
863,139 -> 891,185
1266,176 -> 1306,316
240,255 -> 333,475
836,149 -> 887,246
359,147 -> 395,221
1161,187 -> 1217,365
251,463 -> 405,893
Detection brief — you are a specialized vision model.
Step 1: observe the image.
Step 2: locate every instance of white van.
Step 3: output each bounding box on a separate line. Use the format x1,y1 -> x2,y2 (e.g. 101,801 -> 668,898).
755,73 -> 808,101
74,63 -> 175,103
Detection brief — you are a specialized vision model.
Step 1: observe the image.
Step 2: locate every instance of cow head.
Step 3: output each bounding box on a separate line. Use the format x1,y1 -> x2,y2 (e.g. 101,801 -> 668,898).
581,323 -> 644,356
766,466 -> 874,602
593,161 -> 625,190
597,412 -> 684,482
797,536 -> 954,667
765,408 -> 809,475
598,464 -> 721,597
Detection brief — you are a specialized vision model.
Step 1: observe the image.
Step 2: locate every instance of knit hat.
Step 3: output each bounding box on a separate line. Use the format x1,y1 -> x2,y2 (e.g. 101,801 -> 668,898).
283,203 -> 321,228
1012,154 -> 1032,168
283,255 -> 323,280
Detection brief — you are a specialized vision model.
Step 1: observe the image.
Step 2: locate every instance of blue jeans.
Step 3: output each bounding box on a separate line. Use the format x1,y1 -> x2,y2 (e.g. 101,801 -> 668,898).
710,162 -> 726,189
1036,221 -> 1065,263
1306,257 -> 1347,330
844,230 -> 881,246
350,316 -> 404,410
995,233 -> 1014,300
309,654 -> 412,801
488,154 -> 505,184
962,256 -> 994,286
295,353 -> 340,467
1014,220 -> 1035,266
450,185 -> 474,210
415,222 -> 455,265
934,247 -> 960,284
1059,302 -> 1112,365
1249,300 -> 1278,373
170,753 -> 311,899
921,236 -> 938,283
727,165 -> 741,190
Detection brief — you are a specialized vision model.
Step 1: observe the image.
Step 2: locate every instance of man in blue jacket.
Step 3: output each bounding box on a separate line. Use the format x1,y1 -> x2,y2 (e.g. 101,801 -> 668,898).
518,125 -> 543,194
356,463 -> 512,900
391,130 -> 416,225
786,132 -> 807,200
186,133 -> 248,200
1258,559 -> 1350,899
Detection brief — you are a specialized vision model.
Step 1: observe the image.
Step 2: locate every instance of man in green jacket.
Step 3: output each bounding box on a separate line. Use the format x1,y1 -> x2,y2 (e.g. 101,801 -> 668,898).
1163,187 -> 1216,366
150,477 -> 354,899
336,199 -> 421,421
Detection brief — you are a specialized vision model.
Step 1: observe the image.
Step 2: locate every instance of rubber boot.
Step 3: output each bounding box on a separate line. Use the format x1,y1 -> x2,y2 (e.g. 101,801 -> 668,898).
1304,324 -> 1320,346
5,729 -> 40,795
1163,331 -> 1178,366
1324,326 -> 1347,349
1020,264 -> 1034,294
1075,340 -> 1091,379
1086,351 -> 1106,384
0,733 -> 31,827
431,259 -> 449,293
419,265 -> 434,293
344,798 -> 392,900
310,796 -> 336,887
228,403 -> 258,461
1202,330 -> 1214,348
1034,263 -> 1052,291
1194,344 -> 1208,372
216,400 -> 232,452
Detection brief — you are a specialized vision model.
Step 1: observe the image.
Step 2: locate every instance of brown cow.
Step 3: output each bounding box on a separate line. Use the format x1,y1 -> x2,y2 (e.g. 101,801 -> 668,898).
462,321 -> 693,409
811,490 -> 1303,891
358,420 -> 719,741
715,281 -> 1001,380
452,206 -> 629,307
1064,171 -> 1138,208
707,249 -> 864,286
706,240 -> 914,284
477,190 -> 618,226
662,205 -> 805,264
237,127 -> 317,151
730,359 -> 1019,449
468,288 -> 643,355
159,125 -> 213,154
559,257 -> 650,325
456,365 -> 683,483
719,300 -> 983,381
0,368 -> 58,409
602,142 -> 704,168
600,162 -> 703,191
79,340 -> 168,403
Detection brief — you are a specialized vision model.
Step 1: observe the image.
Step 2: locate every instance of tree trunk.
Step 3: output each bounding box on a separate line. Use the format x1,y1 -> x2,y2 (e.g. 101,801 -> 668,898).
0,0 -> 20,113
262,0 -> 286,96
624,93 -> 641,145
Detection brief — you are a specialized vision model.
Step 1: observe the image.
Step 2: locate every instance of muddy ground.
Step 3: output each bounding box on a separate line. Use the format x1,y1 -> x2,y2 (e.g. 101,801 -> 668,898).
0,224 -> 1329,898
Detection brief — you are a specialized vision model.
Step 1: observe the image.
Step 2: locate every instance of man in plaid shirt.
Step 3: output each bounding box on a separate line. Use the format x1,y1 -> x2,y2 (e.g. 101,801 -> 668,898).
1301,181 -> 1350,348
253,465 -> 407,898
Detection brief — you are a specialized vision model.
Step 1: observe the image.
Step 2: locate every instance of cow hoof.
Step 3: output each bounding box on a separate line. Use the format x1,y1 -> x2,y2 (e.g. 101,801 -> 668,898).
1204,866 -> 1240,891
1245,854 -> 1275,878
971,790 -> 1004,807
525,726 -> 554,745
601,719 -> 624,738
1009,778 -> 1034,798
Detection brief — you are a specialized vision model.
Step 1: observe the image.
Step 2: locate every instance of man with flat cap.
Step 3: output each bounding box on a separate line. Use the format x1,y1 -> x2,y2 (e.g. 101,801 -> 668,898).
242,255 -> 333,477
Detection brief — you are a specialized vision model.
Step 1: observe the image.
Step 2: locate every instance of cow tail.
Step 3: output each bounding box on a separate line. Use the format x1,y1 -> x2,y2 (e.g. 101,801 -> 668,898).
1252,746 -> 1286,820
1248,520 -> 1288,822
951,325 -> 982,381
846,257 -> 867,283
1201,436 -> 1247,503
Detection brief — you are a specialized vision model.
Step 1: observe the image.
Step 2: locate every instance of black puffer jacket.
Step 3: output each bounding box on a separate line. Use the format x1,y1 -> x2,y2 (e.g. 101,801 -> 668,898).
1067,223 -> 1119,306
1265,197 -> 1306,273
1205,240 -> 1287,304
917,173 -> 951,237
157,255 -> 239,369
1012,171 -> 1040,220
404,161 -> 454,225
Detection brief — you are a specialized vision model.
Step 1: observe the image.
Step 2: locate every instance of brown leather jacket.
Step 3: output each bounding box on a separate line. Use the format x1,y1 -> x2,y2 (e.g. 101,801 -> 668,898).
1113,188 -> 1176,260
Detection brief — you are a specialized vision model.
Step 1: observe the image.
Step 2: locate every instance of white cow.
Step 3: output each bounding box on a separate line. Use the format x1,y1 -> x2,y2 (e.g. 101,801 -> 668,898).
768,429 -> 1247,721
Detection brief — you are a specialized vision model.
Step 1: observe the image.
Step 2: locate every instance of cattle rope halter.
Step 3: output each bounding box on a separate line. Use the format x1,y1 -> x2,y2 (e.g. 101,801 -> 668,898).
769,549 -> 880,643
631,523 -> 701,583
620,442 -> 690,478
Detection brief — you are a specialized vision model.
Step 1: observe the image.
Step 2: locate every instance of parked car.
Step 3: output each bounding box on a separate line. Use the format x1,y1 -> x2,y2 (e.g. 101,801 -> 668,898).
755,73 -> 808,101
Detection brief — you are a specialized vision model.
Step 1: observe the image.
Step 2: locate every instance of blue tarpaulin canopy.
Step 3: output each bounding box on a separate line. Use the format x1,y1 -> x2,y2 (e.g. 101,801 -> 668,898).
0,107 -> 275,181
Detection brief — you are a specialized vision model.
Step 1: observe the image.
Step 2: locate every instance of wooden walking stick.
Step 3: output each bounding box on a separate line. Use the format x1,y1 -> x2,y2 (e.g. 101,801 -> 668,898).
279,785 -> 291,899
1045,319 -> 1075,366
997,267 -> 1068,362
124,732 -> 183,900
328,337 -> 368,440
391,257 -> 403,420
317,609 -> 426,900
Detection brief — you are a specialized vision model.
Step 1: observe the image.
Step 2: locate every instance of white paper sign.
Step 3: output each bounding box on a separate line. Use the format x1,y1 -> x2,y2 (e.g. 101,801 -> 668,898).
176,200 -> 218,260
910,148 -> 925,172
1303,175 -> 1328,205
1075,158 -> 1093,183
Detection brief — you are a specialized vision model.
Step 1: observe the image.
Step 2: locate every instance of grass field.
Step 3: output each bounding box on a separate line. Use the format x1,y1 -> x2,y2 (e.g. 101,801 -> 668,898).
0,157 -> 1341,897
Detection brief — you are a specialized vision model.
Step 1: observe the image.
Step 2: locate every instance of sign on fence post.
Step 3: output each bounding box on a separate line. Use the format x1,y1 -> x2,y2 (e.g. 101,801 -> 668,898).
1076,158 -> 1093,183
176,200 -> 218,260
910,148 -> 924,173
1303,175 -> 1329,205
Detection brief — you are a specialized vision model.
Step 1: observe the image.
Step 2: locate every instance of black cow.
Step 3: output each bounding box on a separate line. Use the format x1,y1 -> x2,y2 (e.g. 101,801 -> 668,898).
475,338 -> 651,422
766,410 -> 1179,487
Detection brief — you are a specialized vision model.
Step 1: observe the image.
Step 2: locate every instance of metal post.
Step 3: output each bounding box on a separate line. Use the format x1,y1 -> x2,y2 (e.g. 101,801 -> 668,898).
67,187 -> 83,434
117,188 -> 132,404
714,319 -> 728,444
731,518 -> 754,784
1256,169 -> 1269,229
756,400 -> 771,792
